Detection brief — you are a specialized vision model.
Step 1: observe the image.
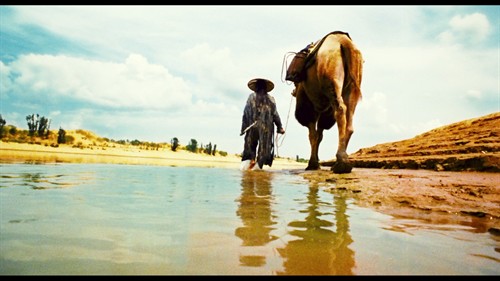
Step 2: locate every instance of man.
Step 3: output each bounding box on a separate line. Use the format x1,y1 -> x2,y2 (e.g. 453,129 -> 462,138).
240,78 -> 285,170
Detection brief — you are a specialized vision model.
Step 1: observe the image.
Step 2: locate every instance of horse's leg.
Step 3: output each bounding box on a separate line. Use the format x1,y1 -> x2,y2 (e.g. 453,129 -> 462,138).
343,85 -> 360,155
342,45 -> 363,158
316,125 -> 324,165
331,64 -> 352,174
306,121 -> 321,170
294,83 -> 322,171
333,108 -> 352,173
335,56 -> 363,174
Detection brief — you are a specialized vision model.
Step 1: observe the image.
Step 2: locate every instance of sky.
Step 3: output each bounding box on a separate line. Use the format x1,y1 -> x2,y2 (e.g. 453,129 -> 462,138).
1,5 -> 499,161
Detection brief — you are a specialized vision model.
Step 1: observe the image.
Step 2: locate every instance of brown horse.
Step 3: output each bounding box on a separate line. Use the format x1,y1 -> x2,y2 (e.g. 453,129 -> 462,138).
291,31 -> 363,173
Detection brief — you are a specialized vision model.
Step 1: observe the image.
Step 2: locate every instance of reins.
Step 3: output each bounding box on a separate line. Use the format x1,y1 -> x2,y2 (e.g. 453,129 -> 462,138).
274,51 -> 299,158
281,52 -> 298,85
274,94 -> 294,157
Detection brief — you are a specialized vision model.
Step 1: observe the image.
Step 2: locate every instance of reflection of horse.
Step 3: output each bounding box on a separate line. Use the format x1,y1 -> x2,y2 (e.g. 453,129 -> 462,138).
292,31 -> 363,173
276,184 -> 355,275
235,171 -> 278,267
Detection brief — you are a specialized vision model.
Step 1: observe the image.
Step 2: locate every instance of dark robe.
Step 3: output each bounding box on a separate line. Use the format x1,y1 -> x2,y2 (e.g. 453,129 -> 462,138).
241,92 -> 284,168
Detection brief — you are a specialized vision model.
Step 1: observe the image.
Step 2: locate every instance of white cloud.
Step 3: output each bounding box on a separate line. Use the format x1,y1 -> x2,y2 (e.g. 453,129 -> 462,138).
0,61 -> 12,97
437,31 -> 455,45
439,12 -> 491,45
449,12 -> 491,42
49,110 -> 61,118
412,118 -> 444,136
357,91 -> 388,126
179,43 -> 243,102
180,43 -> 233,81
6,53 -> 192,110
464,90 -> 482,99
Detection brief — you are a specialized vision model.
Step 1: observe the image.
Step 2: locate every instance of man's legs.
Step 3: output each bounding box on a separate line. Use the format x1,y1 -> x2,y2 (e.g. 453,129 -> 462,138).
242,129 -> 259,170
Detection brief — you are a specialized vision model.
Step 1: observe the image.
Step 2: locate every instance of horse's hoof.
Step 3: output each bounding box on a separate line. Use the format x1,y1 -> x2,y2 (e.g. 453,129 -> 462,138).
332,162 -> 352,174
305,164 -> 320,170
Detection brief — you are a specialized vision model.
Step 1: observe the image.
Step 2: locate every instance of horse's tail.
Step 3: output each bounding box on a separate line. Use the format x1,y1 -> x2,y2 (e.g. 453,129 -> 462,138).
340,40 -> 363,102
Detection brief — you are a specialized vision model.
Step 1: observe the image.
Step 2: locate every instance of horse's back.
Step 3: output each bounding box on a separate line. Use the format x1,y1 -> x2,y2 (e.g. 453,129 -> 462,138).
316,32 -> 361,70
316,32 -> 363,100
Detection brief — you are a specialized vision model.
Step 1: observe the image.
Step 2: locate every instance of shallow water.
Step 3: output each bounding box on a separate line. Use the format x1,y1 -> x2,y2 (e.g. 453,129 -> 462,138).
0,163 -> 498,275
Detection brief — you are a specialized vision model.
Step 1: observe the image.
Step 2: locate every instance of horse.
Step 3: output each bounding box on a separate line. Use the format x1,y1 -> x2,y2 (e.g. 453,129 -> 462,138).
290,31 -> 363,173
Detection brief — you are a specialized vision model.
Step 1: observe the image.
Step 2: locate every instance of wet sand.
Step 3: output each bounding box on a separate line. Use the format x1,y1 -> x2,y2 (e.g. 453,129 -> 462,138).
298,168 -> 500,231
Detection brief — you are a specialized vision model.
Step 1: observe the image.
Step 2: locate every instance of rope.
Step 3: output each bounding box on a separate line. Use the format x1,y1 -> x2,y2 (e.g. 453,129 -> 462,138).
281,51 -> 297,85
274,94 -> 294,157
274,50 -> 298,157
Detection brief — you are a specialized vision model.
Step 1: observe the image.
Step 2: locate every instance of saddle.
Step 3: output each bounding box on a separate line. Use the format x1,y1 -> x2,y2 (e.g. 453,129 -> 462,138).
285,31 -> 351,83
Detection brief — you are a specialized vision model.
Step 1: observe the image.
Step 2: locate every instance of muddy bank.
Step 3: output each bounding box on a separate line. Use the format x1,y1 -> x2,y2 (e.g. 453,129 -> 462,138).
331,112 -> 500,173
296,168 -> 500,232
322,154 -> 500,172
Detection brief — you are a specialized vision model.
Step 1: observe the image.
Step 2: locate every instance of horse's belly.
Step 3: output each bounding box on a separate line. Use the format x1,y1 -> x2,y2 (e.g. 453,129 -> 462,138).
306,89 -> 332,113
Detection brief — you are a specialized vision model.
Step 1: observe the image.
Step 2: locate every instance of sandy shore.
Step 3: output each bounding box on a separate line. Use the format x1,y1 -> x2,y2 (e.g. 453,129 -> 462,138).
0,141 -> 307,170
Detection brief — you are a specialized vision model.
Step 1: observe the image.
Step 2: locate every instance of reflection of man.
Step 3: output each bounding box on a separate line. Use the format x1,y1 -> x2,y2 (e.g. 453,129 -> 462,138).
235,171 -> 278,267
276,186 -> 355,275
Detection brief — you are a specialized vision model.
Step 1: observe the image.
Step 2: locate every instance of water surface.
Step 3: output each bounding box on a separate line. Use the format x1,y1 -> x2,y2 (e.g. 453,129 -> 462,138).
0,163 -> 498,275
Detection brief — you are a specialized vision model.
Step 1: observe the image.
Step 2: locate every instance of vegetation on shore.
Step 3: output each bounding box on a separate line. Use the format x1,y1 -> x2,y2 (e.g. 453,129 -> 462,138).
0,113 -> 228,157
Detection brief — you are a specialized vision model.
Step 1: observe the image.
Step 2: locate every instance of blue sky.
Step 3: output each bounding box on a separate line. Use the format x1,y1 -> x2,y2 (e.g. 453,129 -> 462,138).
1,5 -> 499,161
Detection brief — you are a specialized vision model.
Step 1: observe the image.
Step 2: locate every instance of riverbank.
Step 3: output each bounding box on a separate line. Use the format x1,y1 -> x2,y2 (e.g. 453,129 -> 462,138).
0,141 -> 307,170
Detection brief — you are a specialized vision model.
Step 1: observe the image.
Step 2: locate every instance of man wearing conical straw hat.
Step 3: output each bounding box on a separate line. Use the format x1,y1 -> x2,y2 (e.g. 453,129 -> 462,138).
240,78 -> 285,170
